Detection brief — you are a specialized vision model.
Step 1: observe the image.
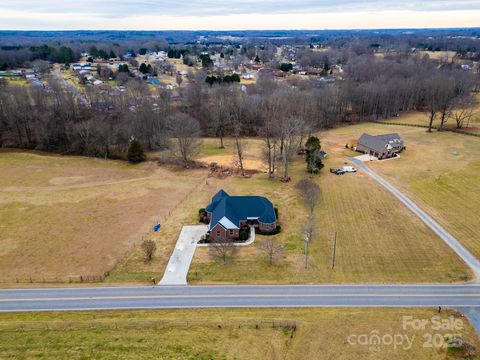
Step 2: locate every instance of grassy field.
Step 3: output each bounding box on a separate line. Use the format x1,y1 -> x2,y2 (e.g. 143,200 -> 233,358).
418,50 -> 457,60
342,123 -> 480,261
0,308 -> 477,359
2,124 -> 476,286
382,96 -> 480,134
0,150 -> 206,285
185,134 -> 471,284
105,134 -> 472,284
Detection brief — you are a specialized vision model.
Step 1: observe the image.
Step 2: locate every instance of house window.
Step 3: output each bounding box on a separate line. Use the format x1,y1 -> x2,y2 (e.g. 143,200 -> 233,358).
229,229 -> 234,236
216,230 -> 221,237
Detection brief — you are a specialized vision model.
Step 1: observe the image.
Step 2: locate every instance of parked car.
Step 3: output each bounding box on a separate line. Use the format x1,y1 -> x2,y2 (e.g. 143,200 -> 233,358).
330,168 -> 345,175
342,166 -> 357,173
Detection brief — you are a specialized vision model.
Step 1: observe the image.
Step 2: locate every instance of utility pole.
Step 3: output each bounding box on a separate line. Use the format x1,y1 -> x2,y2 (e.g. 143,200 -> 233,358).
304,233 -> 310,269
331,231 -> 337,270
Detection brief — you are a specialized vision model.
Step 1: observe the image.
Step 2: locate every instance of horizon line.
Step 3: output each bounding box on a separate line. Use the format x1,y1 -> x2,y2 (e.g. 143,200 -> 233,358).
1,27 -> 480,32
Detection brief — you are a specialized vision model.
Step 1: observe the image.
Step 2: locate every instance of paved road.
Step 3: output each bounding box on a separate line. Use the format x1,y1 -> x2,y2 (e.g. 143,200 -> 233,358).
350,158 -> 480,280
0,285 -> 479,312
52,67 -> 89,105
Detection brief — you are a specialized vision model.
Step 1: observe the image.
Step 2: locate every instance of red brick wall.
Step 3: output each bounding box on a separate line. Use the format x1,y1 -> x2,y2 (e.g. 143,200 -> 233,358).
259,222 -> 276,232
210,223 -> 238,240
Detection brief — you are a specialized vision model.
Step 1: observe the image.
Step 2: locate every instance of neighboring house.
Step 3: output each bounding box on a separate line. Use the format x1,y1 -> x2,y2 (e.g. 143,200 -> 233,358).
205,190 -> 277,241
72,63 -> 92,71
242,72 -> 254,80
22,69 -> 36,79
356,133 -> 405,159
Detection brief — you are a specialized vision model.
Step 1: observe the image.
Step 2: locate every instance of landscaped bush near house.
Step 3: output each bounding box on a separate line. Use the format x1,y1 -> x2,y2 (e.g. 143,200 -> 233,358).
198,208 -> 209,224
273,225 -> 282,234
239,228 -> 249,241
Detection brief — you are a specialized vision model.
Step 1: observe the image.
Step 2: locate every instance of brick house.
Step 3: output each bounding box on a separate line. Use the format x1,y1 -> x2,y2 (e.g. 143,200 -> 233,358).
205,190 -> 277,241
356,133 -> 405,159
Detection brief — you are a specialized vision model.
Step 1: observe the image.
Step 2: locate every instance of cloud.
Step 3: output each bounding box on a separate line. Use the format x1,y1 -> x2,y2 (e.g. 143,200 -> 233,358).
0,0 -> 480,29
3,0 -> 480,18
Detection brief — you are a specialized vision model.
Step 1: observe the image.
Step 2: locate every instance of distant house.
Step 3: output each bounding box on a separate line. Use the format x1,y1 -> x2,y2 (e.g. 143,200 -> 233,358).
242,72 -> 254,80
22,68 -> 36,79
356,133 -> 405,159
318,76 -> 335,83
205,190 -> 277,241
72,63 -> 92,71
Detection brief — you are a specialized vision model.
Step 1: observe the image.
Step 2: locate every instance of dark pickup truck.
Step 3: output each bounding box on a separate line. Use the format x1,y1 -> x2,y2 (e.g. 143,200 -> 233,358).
330,168 -> 345,175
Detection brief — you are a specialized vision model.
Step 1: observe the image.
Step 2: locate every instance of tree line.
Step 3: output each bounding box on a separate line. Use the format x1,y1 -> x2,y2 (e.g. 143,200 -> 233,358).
0,50 -> 478,175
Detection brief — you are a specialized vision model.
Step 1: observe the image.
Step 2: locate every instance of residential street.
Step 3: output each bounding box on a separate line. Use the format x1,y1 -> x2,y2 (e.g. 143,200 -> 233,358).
350,157 -> 480,280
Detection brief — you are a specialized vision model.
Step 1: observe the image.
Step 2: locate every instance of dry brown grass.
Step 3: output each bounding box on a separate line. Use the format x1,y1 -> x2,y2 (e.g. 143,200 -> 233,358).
382,95 -> 480,134
186,135 -> 471,284
0,307 -> 477,359
352,123 -> 480,261
0,150 -> 206,284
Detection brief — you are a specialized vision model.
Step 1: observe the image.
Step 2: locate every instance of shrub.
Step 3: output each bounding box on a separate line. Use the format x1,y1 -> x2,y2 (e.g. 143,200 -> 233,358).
198,208 -> 206,214
127,139 -> 146,163
274,225 -> 282,234
239,228 -> 249,241
280,63 -> 293,72
141,239 -> 156,263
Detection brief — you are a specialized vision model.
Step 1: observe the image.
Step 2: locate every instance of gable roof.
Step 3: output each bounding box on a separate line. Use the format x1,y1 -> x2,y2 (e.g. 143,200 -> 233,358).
206,189 -> 229,213
207,190 -> 276,230
357,133 -> 402,153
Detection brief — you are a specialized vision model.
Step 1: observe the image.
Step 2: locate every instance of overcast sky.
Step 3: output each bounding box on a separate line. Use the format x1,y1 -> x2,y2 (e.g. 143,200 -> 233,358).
1,0 -> 480,30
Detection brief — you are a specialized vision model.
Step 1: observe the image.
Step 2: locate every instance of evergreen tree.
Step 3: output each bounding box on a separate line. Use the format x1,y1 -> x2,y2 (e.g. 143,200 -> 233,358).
118,64 -> 129,73
139,63 -> 148,74
280,63 -> 293,72
305,136 -> 324,174
127,139 -> 146,163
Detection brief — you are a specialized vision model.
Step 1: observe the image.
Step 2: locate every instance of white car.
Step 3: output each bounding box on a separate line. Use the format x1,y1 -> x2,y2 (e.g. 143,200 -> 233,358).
342,166 -> 357,173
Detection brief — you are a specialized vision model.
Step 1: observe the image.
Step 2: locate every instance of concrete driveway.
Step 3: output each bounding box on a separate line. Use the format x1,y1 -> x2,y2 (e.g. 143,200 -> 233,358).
159,225 -> 208,285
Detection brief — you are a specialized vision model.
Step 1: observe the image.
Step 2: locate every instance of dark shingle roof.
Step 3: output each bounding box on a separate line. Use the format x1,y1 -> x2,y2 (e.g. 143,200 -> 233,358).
206,189 -> 229,213
357,133 -> 402,153
207,190 -> 276,230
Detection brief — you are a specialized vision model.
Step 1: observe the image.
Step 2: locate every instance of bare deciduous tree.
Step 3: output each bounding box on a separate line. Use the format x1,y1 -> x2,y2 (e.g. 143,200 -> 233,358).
280,117 -> 304,181
258,237 -> 284,265
208,85 -> 229,148
209,237 -> 237,264
450,95 -> 476,129
296,178 -> 321,215
296,178 -> 321,269
423,74 -> 457,132
167,113 -> 202,167
141,239 -> 157,263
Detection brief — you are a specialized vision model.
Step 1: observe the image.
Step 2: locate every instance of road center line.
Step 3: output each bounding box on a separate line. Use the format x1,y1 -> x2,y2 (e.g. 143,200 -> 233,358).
1,293 -> 479,302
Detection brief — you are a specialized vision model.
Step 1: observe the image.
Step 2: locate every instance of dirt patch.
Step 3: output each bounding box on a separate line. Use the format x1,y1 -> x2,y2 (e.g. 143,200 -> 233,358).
198,154 -> 267,172
49,176 -> 87,185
